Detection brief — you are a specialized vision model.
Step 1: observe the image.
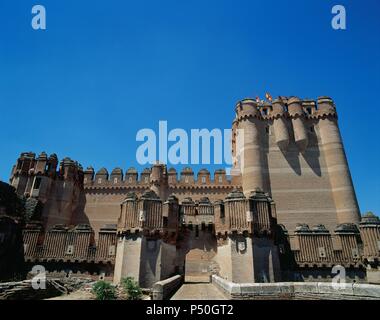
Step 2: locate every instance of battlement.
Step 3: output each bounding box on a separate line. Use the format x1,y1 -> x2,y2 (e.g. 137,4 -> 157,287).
279,216 -> 380,269
10,151 -> 83,183
83,166 -> 235,188
234,96 -> 336,120
22,223 -> 117,264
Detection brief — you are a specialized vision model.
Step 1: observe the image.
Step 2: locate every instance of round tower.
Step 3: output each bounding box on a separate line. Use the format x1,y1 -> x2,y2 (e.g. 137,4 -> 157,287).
288,97 -> 308,153
271,99 -> 289,151
150,163 -> 169,201
234,99 -> 265,195
317,97 -> 361,224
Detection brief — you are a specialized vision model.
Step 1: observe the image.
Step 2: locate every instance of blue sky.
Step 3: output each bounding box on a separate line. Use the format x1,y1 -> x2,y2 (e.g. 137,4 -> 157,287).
0,0 -> 379,215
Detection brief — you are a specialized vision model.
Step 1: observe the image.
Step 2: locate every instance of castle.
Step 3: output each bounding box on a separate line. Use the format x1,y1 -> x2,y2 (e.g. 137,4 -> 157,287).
7,96 -> 380,287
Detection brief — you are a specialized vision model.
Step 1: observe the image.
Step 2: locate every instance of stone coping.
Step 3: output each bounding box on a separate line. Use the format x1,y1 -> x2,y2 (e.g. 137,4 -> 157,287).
152,275 -> 183,300
212,275 -> 380,300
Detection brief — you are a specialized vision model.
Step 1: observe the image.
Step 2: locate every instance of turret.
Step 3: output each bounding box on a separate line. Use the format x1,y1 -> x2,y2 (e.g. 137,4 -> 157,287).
35,152 -> 48,174
125,167 -> 138,184
234,99 -> 265,195
95,167 -> 108,184
316,97 -> 360,224
162,195 -> 180,232
150,163 -> 168,200
168,168 -> 177,184
60,157 -> 78,181
287,97 -> 308,153
271,98 -> 289,151
10,152 -> 36,195
83,166 -> 94,184
180,167 -> 195,184
197,169 -> 210,184
110,168 -> 123,184
359,213 -> 380,260
46,154 -> 58,177
117,192 -> 139,232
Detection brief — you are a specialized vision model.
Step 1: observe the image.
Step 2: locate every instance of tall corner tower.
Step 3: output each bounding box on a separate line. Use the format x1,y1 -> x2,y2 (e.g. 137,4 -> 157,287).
316,96 -> 361,224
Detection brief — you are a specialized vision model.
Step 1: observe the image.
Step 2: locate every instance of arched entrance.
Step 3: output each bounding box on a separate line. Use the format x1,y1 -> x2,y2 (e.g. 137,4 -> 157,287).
182,223 -> 218,283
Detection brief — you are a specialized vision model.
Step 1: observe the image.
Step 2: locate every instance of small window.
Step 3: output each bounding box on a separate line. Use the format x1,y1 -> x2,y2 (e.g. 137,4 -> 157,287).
66,245 -> 74,255
113,177 -> 118,184
265,127 -> 270,134
98,178 -> 102,184
218,176 -> 223,183
310,126 -> 314,133
139,210 -> 146,222
145,176 -> 149,183
318,247 -> 326,258
33,177 -> 42,190
108,245 -> 116,256
185,177 -> 189,183
306,107 -> 312,115
84,177 -> 87,183
195,225 -> 199,238
201,176 -> 206,184
262,108 -> 269,116
129,176 -> 133,183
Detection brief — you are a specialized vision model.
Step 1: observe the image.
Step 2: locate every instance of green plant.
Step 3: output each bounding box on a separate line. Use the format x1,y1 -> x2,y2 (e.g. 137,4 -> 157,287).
92,281 -> 116,300
121,277 -> 142,300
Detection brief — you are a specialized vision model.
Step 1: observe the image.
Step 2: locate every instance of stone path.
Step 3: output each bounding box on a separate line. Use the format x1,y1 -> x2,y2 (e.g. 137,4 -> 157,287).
171,283 -> 227,300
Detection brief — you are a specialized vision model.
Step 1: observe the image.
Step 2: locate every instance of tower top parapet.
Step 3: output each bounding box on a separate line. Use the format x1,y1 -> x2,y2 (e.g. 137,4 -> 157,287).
11,151 -> 83,182
235,95 -> 338,120
235,98 -> 260,120
316,96 -> 336,118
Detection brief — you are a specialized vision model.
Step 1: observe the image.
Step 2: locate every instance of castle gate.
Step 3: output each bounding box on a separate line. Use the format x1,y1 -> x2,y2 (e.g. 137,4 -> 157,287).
180,223 -> 218,283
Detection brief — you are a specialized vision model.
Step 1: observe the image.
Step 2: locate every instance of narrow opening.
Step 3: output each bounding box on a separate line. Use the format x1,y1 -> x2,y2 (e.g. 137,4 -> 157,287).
163,217 -> 168,228
195,225 -> 199,238
33,177 -> 42,190
220,205 -> 225,219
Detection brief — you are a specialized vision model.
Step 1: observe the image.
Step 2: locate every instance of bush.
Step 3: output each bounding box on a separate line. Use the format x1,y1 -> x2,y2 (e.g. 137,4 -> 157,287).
121,277 -> 142,300
92,281 -> 116,300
